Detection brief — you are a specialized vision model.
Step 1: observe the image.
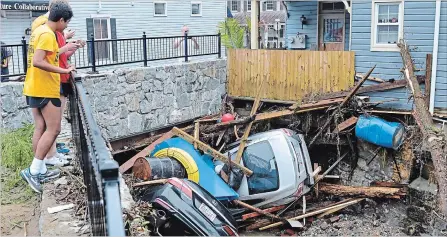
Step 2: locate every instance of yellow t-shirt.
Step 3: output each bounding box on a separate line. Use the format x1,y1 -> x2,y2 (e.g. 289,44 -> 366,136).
31,15 -> 48,33
23,24 -> 60,98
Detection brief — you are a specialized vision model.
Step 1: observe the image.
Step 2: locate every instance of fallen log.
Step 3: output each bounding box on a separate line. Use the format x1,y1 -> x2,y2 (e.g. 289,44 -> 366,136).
399,40 -> 447,215
318,183 -> 406,198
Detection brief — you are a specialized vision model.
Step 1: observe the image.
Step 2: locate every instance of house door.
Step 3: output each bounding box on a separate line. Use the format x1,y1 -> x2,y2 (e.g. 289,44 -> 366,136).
319,14 -> 345,51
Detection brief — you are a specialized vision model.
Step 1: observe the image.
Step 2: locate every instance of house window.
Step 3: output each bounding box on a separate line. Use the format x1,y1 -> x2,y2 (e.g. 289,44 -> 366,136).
371,1 -> 404,51
231,0 -> 239,11
279,24 -> 285,38
191,2 -> 202,16
93,18 -> 110,60
321,2 -> 346,11
247,0 -> 251,11
154,2 -> 167,16
266,1 -> 274,11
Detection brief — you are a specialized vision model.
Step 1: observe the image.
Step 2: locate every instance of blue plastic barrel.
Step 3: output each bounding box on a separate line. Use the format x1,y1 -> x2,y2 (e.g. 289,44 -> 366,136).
355,115 -> 405,150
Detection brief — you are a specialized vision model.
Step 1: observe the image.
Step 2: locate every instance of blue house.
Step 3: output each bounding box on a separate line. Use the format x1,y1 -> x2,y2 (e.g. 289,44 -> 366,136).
284,0 -> 446,114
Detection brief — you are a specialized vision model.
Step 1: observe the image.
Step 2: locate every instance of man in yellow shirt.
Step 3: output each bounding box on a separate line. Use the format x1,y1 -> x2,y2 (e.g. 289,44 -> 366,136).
21,1 -> 75,193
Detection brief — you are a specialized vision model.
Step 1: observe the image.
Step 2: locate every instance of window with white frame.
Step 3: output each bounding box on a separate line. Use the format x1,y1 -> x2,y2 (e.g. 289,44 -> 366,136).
371,1 -> 403,51
154,2 -> 167,16
231,0 -> 239,11
191,2 -> 202,16
266,1 -> 274,11
247,0 -> 251,11
93,18 -> 110,60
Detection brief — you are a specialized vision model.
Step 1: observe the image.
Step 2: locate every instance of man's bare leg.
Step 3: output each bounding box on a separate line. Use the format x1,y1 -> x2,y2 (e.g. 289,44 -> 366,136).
45,95 -> 66,159
35,101 -> 61,161
31,108 -> 46,153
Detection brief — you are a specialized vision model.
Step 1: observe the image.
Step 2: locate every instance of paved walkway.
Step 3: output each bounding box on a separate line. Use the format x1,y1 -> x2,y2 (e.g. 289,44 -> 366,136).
39,111 -> 91,236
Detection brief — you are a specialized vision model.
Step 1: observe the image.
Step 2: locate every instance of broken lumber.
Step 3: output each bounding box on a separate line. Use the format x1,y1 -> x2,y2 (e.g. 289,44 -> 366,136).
201,116 -> 254,133
255,106 -> 330,121
133,179 -> 168,187
318,183 -> 406,198
259,198 -> 364,230
242,205 -> 286,221
356,73 -> 385,83
119,131 -> 174,174
399,40 -> 447,215
333,116 -> 358,133
289,98 -> 344,111
194,122 -> 200,149
234,200 -> 285,222
309,65 -> 376,147
234,80 -> 266,164
171,127 -> 253,176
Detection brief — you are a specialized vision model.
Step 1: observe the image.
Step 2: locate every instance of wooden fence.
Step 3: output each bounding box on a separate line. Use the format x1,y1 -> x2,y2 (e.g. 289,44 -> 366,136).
227,49 -> 355,101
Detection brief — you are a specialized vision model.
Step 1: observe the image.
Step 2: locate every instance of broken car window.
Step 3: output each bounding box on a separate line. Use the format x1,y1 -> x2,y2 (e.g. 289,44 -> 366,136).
241,141 -> 279,195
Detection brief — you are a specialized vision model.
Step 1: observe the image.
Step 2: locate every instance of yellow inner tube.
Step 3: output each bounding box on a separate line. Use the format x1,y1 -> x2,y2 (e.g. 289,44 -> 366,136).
153,148 -> 200,183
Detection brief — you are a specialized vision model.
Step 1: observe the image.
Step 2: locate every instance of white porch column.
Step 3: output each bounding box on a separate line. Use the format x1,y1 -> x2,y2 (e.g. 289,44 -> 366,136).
250,0 -> 259,49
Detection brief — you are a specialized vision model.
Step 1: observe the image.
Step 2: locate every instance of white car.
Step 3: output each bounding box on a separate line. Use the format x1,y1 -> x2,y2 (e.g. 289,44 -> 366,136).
222,129 -> 315,208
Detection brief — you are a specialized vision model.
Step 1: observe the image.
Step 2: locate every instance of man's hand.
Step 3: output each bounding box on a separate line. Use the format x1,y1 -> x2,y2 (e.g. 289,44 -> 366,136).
64,65 -> 76,74
65,29 -> 75,40
65,42 -> 80,52
75,40 -> 86,48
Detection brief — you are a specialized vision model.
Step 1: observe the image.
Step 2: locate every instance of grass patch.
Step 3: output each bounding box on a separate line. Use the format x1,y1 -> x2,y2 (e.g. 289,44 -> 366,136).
1,124 -> 35,203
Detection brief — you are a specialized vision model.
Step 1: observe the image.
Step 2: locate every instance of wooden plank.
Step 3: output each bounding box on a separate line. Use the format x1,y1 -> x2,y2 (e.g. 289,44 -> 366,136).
171,127 -> 253,176
333,116 -> 359,133
340,65 -> 376,107
194,122 -> 199,149
356,73 -> 385,83
255,106 -> 329,121
234,79 -> 266,164
133,179 -> 168,187
119,131 -> 173,174
241,205 -> 286,221
234,200 -> 285,222
425,54 -> 432,108
259,198 -> 365,230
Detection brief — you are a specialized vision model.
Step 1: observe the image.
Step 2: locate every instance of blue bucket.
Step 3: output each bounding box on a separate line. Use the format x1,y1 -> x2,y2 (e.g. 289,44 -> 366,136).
355,115 -> 405,150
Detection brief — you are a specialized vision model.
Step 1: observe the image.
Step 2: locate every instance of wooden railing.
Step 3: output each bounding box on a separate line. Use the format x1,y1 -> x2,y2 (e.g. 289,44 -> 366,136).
227,49 -> 355,101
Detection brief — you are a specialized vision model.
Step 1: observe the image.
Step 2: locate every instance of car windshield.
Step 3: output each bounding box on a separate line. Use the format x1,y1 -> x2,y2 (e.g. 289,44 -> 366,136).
238,141 -> 279,195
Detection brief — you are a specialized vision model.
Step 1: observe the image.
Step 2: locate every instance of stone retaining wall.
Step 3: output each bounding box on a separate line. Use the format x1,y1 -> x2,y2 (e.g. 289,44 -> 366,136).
1,59 -> 227,141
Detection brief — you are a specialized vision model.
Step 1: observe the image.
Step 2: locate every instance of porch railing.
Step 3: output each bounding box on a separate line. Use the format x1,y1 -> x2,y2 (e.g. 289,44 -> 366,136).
1,32 -> 221,78
69,74 -> 125,236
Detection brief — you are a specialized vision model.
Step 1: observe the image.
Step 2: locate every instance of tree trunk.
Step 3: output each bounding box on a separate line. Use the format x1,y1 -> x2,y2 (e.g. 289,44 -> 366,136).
398,40 -> 447,216
319,183 -> 406,199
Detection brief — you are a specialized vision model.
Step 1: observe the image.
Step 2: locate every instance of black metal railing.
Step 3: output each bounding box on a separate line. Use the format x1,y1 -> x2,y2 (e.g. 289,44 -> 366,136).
1,33 -> 221,78
1,37 -> 28,78
69,74 -> 125,236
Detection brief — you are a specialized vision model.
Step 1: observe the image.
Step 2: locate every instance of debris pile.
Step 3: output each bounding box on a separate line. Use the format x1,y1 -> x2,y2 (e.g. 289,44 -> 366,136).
117,48 -> 446,236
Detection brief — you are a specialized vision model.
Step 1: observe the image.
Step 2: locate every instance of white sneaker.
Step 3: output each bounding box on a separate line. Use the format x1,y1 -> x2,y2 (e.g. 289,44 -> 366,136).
56,152 -> 72,161
45,156 -> 69,167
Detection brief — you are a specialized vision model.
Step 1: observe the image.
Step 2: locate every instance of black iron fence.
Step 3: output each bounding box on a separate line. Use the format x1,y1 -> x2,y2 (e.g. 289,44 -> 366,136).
1,37 -> 28,78
69,74 -> 125,236
1,32 -> 221,78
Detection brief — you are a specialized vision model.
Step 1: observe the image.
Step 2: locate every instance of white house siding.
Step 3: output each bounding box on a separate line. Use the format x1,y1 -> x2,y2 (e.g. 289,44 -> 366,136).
435,1 -> 447,110
351,0 -> 437,111
1,0 -> 226,75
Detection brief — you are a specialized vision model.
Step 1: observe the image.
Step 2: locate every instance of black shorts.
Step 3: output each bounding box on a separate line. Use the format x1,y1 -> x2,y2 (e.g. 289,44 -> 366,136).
60,83 -> 73,97
26,96 -> 61,108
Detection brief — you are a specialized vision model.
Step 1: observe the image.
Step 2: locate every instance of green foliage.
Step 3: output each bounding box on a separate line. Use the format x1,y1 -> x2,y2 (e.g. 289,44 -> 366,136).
218,18 -> 248,49
0,124 -> 35,203
1,124 -> 34,173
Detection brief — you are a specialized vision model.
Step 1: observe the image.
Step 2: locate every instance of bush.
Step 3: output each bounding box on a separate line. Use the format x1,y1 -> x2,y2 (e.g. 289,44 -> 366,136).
1,124 -> 34,173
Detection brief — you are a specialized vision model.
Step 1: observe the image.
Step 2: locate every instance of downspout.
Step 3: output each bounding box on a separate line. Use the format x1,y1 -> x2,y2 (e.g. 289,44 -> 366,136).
349,3 -> 352,50
429,0 -> 441,114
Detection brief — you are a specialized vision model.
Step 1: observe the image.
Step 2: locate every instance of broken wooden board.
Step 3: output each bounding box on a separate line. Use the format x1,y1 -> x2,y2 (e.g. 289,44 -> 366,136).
318,183 -> 406,198
255,106 -> 330,122
171,127 -> 253,175
259,198 -> 364,230
119,131 -> 174,174
333,116 -> 358,133
356,73 -> 385,83
242,205 -> 286,221
289,98 -> 344,111
133,179 -> 168,187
